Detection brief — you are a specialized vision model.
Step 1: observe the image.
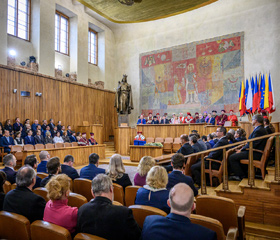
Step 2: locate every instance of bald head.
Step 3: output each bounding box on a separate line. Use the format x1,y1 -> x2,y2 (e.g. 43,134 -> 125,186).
169,183 -> 194,214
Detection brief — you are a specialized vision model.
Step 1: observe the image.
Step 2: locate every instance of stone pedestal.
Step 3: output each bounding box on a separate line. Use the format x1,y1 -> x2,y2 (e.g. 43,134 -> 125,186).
118,113 -> 129,126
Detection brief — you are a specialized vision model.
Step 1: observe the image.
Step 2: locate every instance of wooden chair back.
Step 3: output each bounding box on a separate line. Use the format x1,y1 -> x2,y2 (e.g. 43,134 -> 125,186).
173,137 -> 181,143
31,220 -> 71,240
73,178 -> 93,202
113,201 -> 123,206
3,181 -> 11,194
33,187 -> 49,202
35,144 -> 45,150
37,172 -> 48,179
45,143 -> 55,149
23,144 -> 34,151
11,183 -> 17,190
184,155 -> 198,176
55,143 -> 64,148
146,137 -> 154,143
68,192 -> 88,208
190,214 -> 226,240
64,142 -> 72,148
0,211 -> 31,240
68,176 -> 73,192
11,145 -> 23,167
129,205 -> 167,228
125,185 -> 141,207
154,137 -> 164,144
11,145 -> 23,152
74,233 -> 107,240
172,138 -> 182,152
72,142 -> 78,147
164,137 -> 173,143
113,183 -> 125,205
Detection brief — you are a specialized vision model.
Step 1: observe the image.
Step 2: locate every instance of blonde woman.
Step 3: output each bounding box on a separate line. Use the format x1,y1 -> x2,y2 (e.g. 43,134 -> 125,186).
135,166 -> 170,213
107,154 -> 132,191
44,174 -> 78,235
134,156 -> 155,186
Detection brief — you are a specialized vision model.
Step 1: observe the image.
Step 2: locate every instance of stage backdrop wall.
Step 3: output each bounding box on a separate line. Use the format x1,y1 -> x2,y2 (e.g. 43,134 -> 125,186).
0,65 -> 117,142
139,32 -> 244,116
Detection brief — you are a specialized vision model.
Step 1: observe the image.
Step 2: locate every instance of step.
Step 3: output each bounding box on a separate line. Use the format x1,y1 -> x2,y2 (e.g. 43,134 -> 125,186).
198,187 -> 217,196
238,178 -> 270,191
266,166 -> 275,176
215,181 -> 243,194
246,221 -> 280,239
264,174 -> 275,184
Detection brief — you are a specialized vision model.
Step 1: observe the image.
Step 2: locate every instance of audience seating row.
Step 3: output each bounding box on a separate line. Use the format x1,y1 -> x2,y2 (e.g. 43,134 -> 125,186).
11,142 -> 78,152
146,137 -> 182,153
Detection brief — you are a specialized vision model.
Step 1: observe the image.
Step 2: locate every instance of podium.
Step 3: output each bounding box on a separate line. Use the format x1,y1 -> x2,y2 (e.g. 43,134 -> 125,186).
130,146 -> 163,162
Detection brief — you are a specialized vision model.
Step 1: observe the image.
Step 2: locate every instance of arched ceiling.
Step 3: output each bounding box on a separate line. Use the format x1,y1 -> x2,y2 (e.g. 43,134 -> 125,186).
77,0 -> 218,23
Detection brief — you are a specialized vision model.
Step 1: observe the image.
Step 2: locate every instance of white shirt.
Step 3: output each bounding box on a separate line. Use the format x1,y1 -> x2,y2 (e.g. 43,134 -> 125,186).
53,136 -> 64,143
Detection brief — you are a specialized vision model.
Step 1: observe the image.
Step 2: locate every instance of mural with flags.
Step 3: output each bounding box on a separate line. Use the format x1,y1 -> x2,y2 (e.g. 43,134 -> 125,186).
239,73 -> 275,116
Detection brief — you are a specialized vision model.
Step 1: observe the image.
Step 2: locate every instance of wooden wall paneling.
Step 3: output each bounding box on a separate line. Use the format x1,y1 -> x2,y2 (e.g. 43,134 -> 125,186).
130,146 -> 163,162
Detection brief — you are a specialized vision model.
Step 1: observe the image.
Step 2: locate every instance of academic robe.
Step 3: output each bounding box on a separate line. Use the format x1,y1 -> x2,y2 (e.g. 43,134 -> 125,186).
78,137 -> 90,146
228,115 -> 238,126
217,114 -> 228,126
89,138 -> 98,145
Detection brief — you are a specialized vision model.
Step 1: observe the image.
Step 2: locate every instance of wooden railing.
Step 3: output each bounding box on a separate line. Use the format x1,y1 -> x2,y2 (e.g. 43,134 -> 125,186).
181,132 -> 280,194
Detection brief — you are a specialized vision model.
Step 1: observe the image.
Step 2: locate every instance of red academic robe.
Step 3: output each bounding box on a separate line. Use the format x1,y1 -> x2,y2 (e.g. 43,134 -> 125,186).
228,115 -> 238,126
78,137 -> 90,146
217,114 -> 228,126
89,138 -> 98,145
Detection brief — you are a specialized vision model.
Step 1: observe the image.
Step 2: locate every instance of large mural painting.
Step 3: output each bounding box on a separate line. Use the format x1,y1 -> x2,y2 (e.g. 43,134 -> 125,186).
139,32 -> 244,116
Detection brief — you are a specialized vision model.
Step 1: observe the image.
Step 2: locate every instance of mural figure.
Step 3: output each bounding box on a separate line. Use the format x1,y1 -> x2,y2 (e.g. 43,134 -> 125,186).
115,75 -> 133,114
185,64 -> 199,104
144,55 -> 156,67
173,76 -> 182,105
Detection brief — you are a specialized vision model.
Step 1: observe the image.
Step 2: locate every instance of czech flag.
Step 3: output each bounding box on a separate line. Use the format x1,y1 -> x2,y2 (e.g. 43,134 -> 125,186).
252,75 -> 259,113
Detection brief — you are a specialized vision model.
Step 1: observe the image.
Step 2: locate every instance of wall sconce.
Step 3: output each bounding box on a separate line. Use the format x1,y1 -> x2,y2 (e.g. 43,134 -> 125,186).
35,92 -> 42,97
57,65 -> 62,70
13,89 -> 17,93
9,49 -> 16,56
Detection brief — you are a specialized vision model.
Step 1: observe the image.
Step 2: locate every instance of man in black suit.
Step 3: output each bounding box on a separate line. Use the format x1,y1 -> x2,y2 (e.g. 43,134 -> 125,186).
228,115 -> 268,180
167,153 -> 198,196
34,129 -> 45,144
0,130 -> 15,153
160,115 -> 169,124
41,119 -> 48,131
40,157 -> 61,187
191,126 -> 229,186
61,155 -> 79,180
189,135 -> 201,153
142,183 -> 216,240
177,134 -> 194,155
13,117 -> 23,132
1,154 -> 17,184
24,155 -> 41,189
77,174 -> 141,240
48,118 -> 55,131
3,166 -> 46,223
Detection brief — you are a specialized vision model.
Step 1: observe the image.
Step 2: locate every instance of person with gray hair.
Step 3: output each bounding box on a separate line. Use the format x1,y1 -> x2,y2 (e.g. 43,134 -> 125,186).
142,183 -> 216,240
37,150 -> 51,173
77,174 -> 141,240
3,166 -> 46,223
228,114 -> 268,181
1,154 -> 17,184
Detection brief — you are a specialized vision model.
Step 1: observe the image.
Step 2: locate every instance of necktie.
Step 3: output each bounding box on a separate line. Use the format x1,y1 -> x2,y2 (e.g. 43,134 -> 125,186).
141,120 -> 143,124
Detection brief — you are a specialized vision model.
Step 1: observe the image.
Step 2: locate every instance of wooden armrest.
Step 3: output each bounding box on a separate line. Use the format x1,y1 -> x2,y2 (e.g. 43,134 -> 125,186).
238,205 -> 246,218
237,206 -> 246,240
245,148 -> 264,154
205,158 -> 222,164
226,227 -> 238,240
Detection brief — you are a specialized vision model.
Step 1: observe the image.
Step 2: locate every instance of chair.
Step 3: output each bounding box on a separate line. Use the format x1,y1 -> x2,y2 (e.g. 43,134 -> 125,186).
125,185 -> 141,207
73,178 -> 93,202
184,155 -> 199,177
146,137 -> 154,143
45,143 -> 55,149
74,233 -> 106,240
0,146 -> 7,162
3,180 -> 11,194
23,144 -> 35,151
11,183 -> 17,190
163,137 -> 173,153
35,144 -> 45,150
68,176 -> 73,192
37,172 -> 48,179
68,192 -> 87,208
113,201 -> 123,206
190,214 -> 238,240
55,143 -> 64,148
129,205 -> 167,228
172,137 -> 182,152
31,220 -> 71,240
0,211 -> 31,240
11,145 -> 23,167
240,136 -> 274,179
196,195 -> 246,240
33,187 -> 49,202
72,142 -> 78,147
154,137 -> 164,144
113,183 -> 125,205
64,142 -> 72,147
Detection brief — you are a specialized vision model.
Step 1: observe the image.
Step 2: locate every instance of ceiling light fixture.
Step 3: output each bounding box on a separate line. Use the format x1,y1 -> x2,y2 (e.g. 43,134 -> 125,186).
118,0 -> 142,6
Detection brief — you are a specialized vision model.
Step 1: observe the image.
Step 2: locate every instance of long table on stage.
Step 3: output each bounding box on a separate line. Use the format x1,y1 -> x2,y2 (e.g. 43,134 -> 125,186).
22,145 -> 106,166
130,146 -> 163,162
77,124 -> 104,144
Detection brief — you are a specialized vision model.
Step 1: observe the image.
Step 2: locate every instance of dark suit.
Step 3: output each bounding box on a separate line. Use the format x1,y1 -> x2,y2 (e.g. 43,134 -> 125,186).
13,123 -> 23,132
1,167 -> 17,184
61,164 -> 79,180
191,142 -> 201,153
0,192 -> 5,211
34,135 -> 45,144
4,124 -> 13,133
67,130 -> 73,137
167,170 -> 198,196
229,125 -> 267,178
40,175 -> 54,187
41,124 -> 47,131
3,186 -> 46,223
151,120 -> 159,124
31,124 -> 40,133
48,123 -> 55,131
33,176 -> 42,189
77,196 -> 141,240
80,164 -> 105,180
69,135 -> 77,142
177,143 -> 194,156
24,136 -> 36,145
57,125 -> 62,131
160,119 -> 169,124
37,160 -> 48,173
112,173 -> 132,192
142,213 -> 216,240
0,136 -> 15,153
196,118 -> 205,123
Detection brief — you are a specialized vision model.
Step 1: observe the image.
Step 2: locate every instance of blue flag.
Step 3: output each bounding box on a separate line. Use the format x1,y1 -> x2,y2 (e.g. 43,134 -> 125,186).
259,74 -> 265,109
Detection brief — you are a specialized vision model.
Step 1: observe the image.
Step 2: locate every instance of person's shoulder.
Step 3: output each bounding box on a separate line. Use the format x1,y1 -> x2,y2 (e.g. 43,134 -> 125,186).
190,222 -> 217,238
145,214 -> 166,225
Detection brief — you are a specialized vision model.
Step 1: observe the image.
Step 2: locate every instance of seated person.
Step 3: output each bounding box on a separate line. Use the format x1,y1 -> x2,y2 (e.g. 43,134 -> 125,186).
37,151 -> 51,173
228,115 -> 268,181
40,157 -> 61,187
142,183 -> 216,240
134,131 -> 145,143
234,128 -> 247,142
44,131 -> 54,144
24,129 -> 35,145
62,131 -> 71,143
5,119 -> 13,133
31,119 -> 41,133
212,132 -> 219,145
167,153 -> 198,196
228,110 -> 238,126
51,126 -> 59,138
53,131 -> 64,144
151,116 -> 159,124
177,134 -> 194,155
48,118 -> 55,131
202,135 -> 212,149
134,156 -> 155,186
67,125 -> 73,136
189,135 -> 201,153
41,119 -> 48,131
264,118 -> 275,134
207,133 -> 215,148
69,131 -> 77,142
178,113 -> 185,123
88,133 -> 98,145
3,166 -> 46,223
43,125 -> 52,138
208,110 -> 218,125
205,113 -> 212,124
160,115 -> 169,124
137,114 -> 146,125
78,132 -> 90,146
107,154 -> 132,191
217,110 -> 228,126
146,112 -> 153,124
77,174 -> 141,240
80,153 -> 105,180
44,174 -> 78,235
24,154 -> 42,189
0,130 -> 15,153
135,166 -> 170,213
0,171 -> 7,211
171,116 -> 180,124
56,121 -> 62,131
14,131 -> 24,146
34,129 -> 45,144
184,113 -> 195,124
196,113 -> 205,123
61,155 -> 79,180
76,132 -> 82,142
226,132 -> 236,144
1,154 -> 17,184
196,134 -> 207,151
